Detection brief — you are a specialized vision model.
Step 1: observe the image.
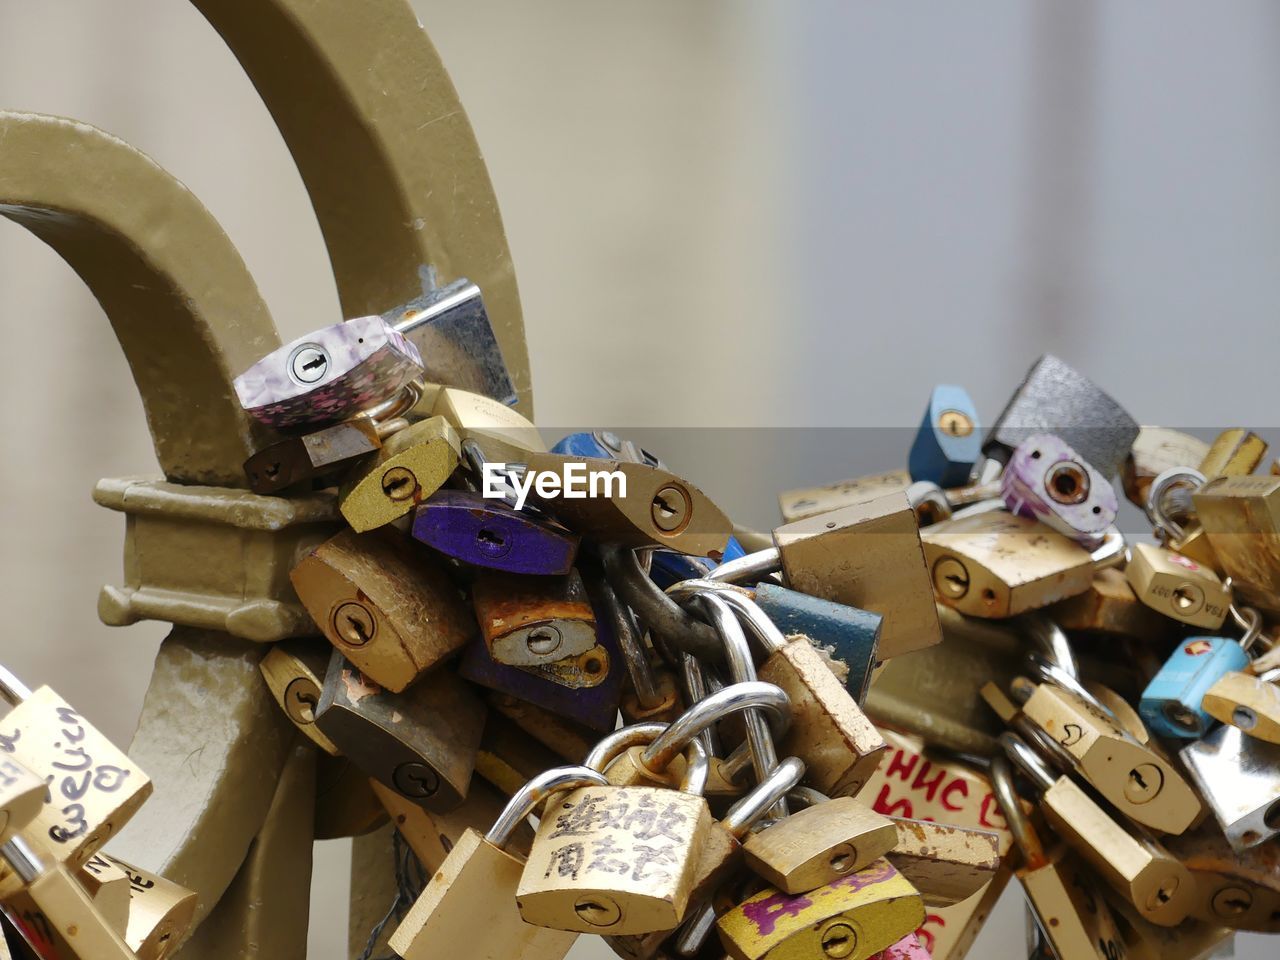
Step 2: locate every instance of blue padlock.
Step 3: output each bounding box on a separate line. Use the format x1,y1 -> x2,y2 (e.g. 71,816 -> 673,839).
1140,636 -> 1250,739
648,536 -> 748,589
908,385 -> 983,488
549,430 -> 663,468
750,582 -> 882,705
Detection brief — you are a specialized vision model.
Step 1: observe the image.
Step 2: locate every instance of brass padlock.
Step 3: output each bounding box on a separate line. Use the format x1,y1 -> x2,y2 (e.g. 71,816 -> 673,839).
1100,884 -> 1232,960
1165,819 -> 1280,933
476,712 -> 569,799
313,650 -> 485,811
1047,568 -> 1172,640
1123,427 -> 1210,510
1193,473 -> 1280,616
242,415 -> 383,495
101,854 -> 197,960
778,470 -> 913,524
884,818 -> 999,908
1014,670 -> 1203,834
742,793 -> 897,896
338,416 -> 461,531
0,757 -> 44,848
471,569 -> 598,668
387,765 -> 607,960
77,854 -> 130,936
430,385 -> 546,453
1199,427 -> 1268,479
258,639 -> 341,755
516,761 -> 714,935
291,528 -> 474,691
714,858 -> 925,960
920,509 -> 1121,619
1201,667 -> 1280,742
0,667 -> 152,871
1124,542 -> 1231,630
1002,733 -> 1194,928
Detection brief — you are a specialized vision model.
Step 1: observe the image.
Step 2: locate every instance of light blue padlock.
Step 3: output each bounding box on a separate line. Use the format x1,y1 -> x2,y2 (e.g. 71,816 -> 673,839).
908,384 -> 983,488
1139,636 -> 1250,739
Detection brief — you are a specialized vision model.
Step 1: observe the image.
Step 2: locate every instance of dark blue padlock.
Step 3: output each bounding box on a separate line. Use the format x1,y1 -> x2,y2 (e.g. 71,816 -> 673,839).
1140,636 -> 1250,739
908,384 -> 983,488
750,582 -> 882,705
411,489 -> 579,576
648,536 -> 748,589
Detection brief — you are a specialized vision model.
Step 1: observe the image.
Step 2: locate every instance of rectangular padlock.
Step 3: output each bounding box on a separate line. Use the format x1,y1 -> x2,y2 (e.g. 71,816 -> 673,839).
77,854 -> 131,937
908,385 -> 982,489
774,491 -> 941,659
258,640 -> 342,755
1123,427 -> 1211,510
0,757 -> 45,849
1194,474 -> 1280,615
242,416 -> 382,494
1124,542 -> 1231,631
338,416 -> 461,532
1180,723 -> 1280,851
777,469 -> 913,526
291,528 -> 474,692
430,386 -> 546,453
1046,568 -> 1172,639
1140,636 -> 1251,739
471,569 -> 598,669
1199,428 -> 1268,479
102,855 -> 197,960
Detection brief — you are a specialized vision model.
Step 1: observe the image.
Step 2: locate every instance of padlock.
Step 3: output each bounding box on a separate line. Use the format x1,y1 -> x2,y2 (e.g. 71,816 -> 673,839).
313,649 -> 485,811
745,491 -> 941,660
242,415 -> 384,494
550,431 -> 662,469
471,569 -> 598,668
258,639 -> 342,755
1002,733 -> 1194,927
0,834 -> 136,960
1193,474 -> 1280,616
387,765 -> 608,960
920,509 -> 1123,619
233,314 -> 424,430
337,416 -> 461,531
884,818 -> 1000,908
907,385 -> 982,489
76,854 -> 130,936
291,528 -> 474,692
99,855 -> 196,960
1100,885 -> 1232,960
1124,542 -> 1231,630
1000,433 -> 1118,546
0,757 -> 44,848
0,666 -> 151,871
1180,722 -> 1280,850
714,857 -> 925,960
1165,819 -> 1280,933
1014,667 -> 1203,834
1123,427 -> 1211,510
476,712 -> 573,799
385,274 -> 518,407
647,537 -> 748,590
1138,607 -> 1262,739
431,385 -> 547,453
411,488 -> 579,576
516,765 -> 714,935
978,354 -> 1140,481
1199,428 -> 1268,479
989,753 -> 1128,960
486,693 -> 596,764
1046,568 -> 1172,640
1201,667 -> 1280,743
742,792 -> 897,896
778,469 -> 914,524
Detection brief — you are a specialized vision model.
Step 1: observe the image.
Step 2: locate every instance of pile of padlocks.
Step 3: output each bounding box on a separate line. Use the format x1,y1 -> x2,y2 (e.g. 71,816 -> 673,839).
2,281 -> 1278,960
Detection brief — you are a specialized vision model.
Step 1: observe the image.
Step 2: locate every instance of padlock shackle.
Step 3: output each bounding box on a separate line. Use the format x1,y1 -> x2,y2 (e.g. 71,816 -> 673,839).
600,545 -> 722,661
1017,613 -> 1078,682
0,665 -> 31,706
722,756 -> 805,840
592,573 -> 666,710
669,580 -> 788,656
785,786 -> 830,811
999,733 -> 1056,794
703,547 -> 782,586
1144,467 -> 1206,542
582,721 -> 711,796
485,765 -> 608,848
642,682 -> 790,773
989,755 -> 1047,871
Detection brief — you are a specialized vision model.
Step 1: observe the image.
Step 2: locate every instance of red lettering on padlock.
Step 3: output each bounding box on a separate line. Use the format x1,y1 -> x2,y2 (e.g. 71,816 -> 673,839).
883,748 -> 919,783
870,784 -> 914,819
940,777 -> 968,812
911,761 -> 946,803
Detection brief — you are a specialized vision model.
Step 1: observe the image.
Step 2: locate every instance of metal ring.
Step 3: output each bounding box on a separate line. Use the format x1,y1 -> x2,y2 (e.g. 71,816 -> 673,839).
641,682 -> 790,773
721,757 -> 806,839
1229,604 -> 1265,653
485,765 -> 608,847
786,786 -> 830,811
1018,613 -> 1078,681
362,377 -> 423,425
1145,467 -> 1206,541
669,579 -> 789,657
1025,651 -> 1131,738
0,665 -> 31,706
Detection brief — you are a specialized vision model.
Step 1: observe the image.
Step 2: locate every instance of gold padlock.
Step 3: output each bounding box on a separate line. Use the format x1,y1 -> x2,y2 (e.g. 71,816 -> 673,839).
1199,428 -> 1268,479
338,416 -> 461,531
778,470 -> 913,524
920,509 -> 1120,619
258,639 -> 341,755
1047,568 -> 1173,640
0,667 -> 152,871
476,713 -> 569,799
1124,542 -> 1231,629
77,853 -> 130,936
291,528 -> 474,691
1201,668 -> 1280,743
1165,819 -> 1280,933
0,756 -> 45,847
101,854 -> 197,960
387,765 -> 607,960
471,569 -> 598,668
1193,473 -> 1280,615
1101,884 -> 1232,960
884,818 -> 999,908
430,386 -> 546,453
715,858 -> 925,960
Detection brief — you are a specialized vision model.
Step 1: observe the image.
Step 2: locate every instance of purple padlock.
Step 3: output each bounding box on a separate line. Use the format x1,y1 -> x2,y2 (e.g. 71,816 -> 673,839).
457,574 -> 623,731
1001,433 -> 1117,545
234,315 -> 423,430
411,489 -> 579,576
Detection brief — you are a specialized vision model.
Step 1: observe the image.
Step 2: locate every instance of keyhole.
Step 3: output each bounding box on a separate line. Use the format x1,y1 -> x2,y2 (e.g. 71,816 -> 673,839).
828,844 -> 856,874
820,921 -> 858,959
475,527 -> 509,557
1232,706 -> 1258,730
288,344 -> 330,384
1123,763 -> 1163,805
573,895 -> 622,927
264,461 -> 282,479
333,602 -> 375,646
1045,460 -> 1089,505
381,466 -> 416,501
526,625 -> 563,658
650,484 -> 691,532
283,678 -> 320,724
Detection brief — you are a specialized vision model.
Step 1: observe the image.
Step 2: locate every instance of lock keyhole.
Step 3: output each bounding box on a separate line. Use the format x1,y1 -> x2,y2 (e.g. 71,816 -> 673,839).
650,484 -> 691,533
1123,762 -> 1164,805
288,344 -> 330,384
381,466 -> 417,501
526,625 -> 563,657
1045,460 -> 1090,505
573,895 -> 622,927
819,920 -> 858,959
475,526 -> 510,557
333,601 -> 375,646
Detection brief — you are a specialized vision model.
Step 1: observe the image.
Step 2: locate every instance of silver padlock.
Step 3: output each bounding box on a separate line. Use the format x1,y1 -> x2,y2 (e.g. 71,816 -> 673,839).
1180,723 -> 1280,851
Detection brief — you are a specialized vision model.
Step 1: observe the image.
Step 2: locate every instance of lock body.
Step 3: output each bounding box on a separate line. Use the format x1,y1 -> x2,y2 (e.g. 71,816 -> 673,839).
715,859 -> 924,960
314,652 -> 484,811
1201,671 -> 1280,743
1194,474 -> 1280,615
259,640 -> 342,755
291,529 -> 474,692
779,470 -> 913,524
1124,543 -> 1230,630
412,489 -> 579,575
1139,637 -> 1250,739
243,416 -> 383,494
1180,723 -> 1280,850
234,315 -> 423,430
338,417 -> 461,531
908,385 -> 982,489
921,510 -> 1096,618
884,819 -> 999,907
1199,428 -> 1268,479
472,570 -> 598,668
1018,848 -> 1128,960
774,492 -> 941,660
517,785 -> 711,935
1047,568 -> 1171,639
431,386 -> 547,452
1000,433 -> 1117,544
1123,427 -> 1210,509
77,854 -> 130,936
0,758 -> 45,847
103,855 -> 197,960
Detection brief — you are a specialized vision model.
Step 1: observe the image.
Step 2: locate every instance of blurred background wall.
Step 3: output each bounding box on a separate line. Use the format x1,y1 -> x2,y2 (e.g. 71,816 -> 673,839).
0,2 -> 1276,957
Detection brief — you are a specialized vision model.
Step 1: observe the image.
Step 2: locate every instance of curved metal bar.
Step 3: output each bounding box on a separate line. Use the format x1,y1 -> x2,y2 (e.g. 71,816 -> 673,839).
641,682 -> 790,773
191,0 -> 534,415
486,766 -> 609,847
600,545 -> 722,660
0,112 -> 280,485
